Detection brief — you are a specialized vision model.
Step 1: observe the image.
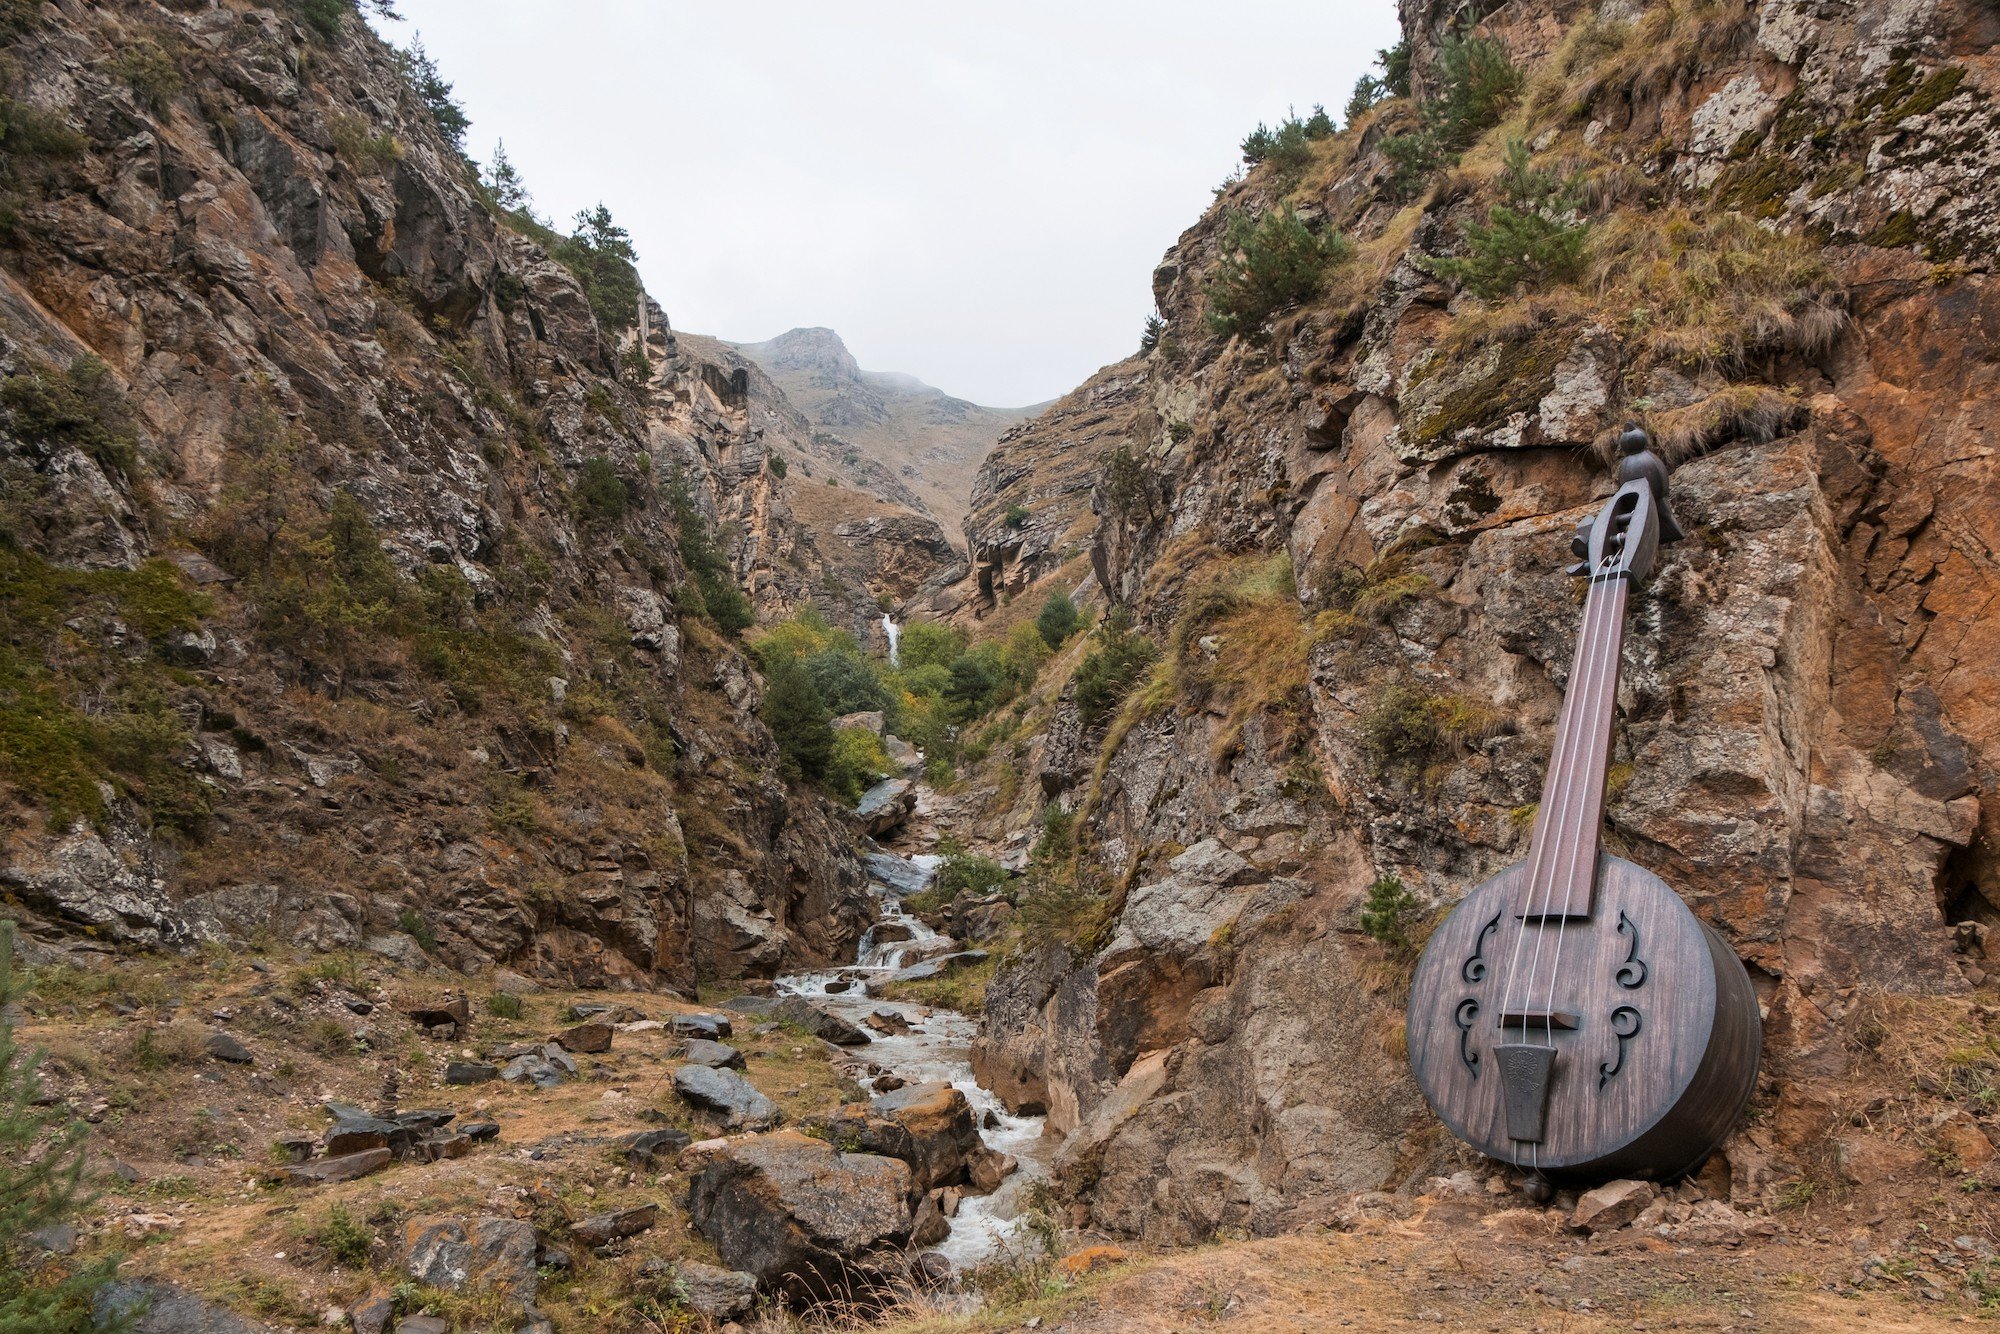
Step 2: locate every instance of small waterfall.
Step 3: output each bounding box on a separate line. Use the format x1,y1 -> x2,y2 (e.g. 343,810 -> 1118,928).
882,613 -> 901,667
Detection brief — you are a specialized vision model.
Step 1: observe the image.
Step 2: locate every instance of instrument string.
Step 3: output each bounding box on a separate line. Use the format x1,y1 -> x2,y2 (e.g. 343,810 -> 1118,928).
1536,576 -> 1616,1072
1495,575 -> 1597,1024
1521,569 -> 1612,1038
1495,549 -> 1617,1168
1539,574 -> 1625,1057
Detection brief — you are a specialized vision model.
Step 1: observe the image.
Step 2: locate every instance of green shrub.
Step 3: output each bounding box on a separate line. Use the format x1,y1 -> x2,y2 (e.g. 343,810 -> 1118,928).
1361,681 -> 1503,785
1240,116 -> 1313,178
1204,205 -> 1349,340
998,621 -> 1052,691
666,472 -> 752,633
898,621 -> 967,672
575,456 -> 629,525
1424,139 -> 1589,298
312,1204 -> 372,1268
805,646 -> 889,717
109,41 -> 182,113
1379,41 -> 1412,97
763,656 -> 833,783
399,38 -> 468,154
394,908 -> 437,951
487,992 -> 524,1020
935,837 -> 1008,900
0,921 -> 124,1331
1074,609 -> 1160,730
553,204 -> 643,333
768,454 -> 787,478
1428,35 -> 1523,147
1381,35 -> 1522,197
290,0 -> 352,37
0,355 -> 139,478
0,97 -> 88,159
1035,592 -> 1084,649
1346,74 -> 1387,125
1003,503 -> 1030,528
328,115 -> 403,176
1359,876 -> 1421,956
1139,314 -> 1165,353
826,726 -> 891,803
0,543 -> 211,834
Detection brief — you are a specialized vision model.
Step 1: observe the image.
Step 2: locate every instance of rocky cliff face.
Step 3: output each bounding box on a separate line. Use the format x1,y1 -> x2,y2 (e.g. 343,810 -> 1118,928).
960,0 -> 2000,1243
0,0 -> 878,988
735,325 -> 1035,534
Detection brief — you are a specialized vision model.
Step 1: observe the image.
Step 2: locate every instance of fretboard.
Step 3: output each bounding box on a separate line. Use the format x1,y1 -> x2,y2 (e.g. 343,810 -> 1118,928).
1516,572 -> 1630,921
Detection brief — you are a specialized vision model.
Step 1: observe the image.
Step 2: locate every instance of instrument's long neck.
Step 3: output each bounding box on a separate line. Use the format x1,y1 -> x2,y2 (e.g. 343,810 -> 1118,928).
1518,573 -> 1630,921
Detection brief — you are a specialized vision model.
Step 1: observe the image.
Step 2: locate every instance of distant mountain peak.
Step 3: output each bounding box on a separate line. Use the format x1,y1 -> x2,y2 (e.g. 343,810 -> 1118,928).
740,327 -> 862,381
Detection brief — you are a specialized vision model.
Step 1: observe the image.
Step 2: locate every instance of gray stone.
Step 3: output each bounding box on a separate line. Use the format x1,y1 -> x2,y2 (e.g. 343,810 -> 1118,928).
766,996 -> 871,1045
402,1215 -> 539,1301
571,1203 -> 657,1247
674,1064 -> 781,1130
670,1012 -> 733,1040
616,1127 -> 691,1167
682,1037 -> 746,1069
94,1279 -> 260,1332
669,1261 -> 758,1318
202,1031 -> 252,1064
854,778 -> 915,835
553,1021 -> 612,1053
396,1319 -> 448,1334
280,1148 -> 391,1185
1572,1179 -> 1657,1233
349,1292 -> 394,1334
865,852 -> 935,896
444,1060 -> 498,1085
686,1130 -> 914,1295
865,952 -> 987,993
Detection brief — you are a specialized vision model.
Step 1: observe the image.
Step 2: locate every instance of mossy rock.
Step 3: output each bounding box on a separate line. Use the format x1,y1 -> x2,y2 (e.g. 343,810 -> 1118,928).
1394,324 -> 1573,464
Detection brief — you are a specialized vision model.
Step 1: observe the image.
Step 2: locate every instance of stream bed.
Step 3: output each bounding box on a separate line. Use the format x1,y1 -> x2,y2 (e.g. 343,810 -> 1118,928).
775,885 -> 1051,1272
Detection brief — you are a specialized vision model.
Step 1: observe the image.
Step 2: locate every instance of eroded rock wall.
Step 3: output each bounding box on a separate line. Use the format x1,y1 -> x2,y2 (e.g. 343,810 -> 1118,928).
966,0 -> 2000,1242
0,0 -> 874,987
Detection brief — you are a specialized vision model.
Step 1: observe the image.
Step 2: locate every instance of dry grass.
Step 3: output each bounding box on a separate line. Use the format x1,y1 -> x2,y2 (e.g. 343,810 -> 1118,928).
1527,1 -> 1756,127
1637,383 -> 1807,465
1587,208 -> 1847,376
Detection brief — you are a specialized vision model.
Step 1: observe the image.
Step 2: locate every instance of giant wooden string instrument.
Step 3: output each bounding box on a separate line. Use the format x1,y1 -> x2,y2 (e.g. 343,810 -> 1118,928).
1406,428 -> 1761,1186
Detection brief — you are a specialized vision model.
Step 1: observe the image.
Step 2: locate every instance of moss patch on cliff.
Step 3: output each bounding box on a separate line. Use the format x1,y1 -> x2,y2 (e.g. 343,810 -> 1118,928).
0,542 -> 211,832
1399,320 -> 1572,455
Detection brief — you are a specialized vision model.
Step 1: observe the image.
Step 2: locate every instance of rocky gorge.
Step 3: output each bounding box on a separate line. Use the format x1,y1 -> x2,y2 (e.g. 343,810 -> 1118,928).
8,0 -> 2000,1329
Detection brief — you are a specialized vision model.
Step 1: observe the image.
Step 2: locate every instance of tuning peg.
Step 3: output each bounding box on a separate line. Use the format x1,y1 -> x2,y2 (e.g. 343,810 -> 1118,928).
1570,530 -> 1590,559
1564,561 -> 1588,577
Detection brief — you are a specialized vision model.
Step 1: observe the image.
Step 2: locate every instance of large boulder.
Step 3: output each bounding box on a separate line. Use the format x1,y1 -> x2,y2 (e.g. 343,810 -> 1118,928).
686,1131 -> 915,1297
818,1081 -> 985,1194
854,778 -> 915,836
865,853 -> 935,896
402,1215 -> 540,1301
734,995 -> 873,1046
674,1064 -> 781,1130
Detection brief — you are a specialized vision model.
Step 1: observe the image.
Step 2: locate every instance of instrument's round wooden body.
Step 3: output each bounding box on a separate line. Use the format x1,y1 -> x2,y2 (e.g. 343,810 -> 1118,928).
1407,855 -> 1761,1180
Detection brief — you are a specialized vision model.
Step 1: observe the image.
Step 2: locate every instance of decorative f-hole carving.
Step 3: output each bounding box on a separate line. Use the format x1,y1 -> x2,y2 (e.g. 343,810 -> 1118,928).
1614,911 -> 1648,990
1598,1005 -> 1643,1088
1454,998 -> 1481,1078
1461,912 -> 1501,984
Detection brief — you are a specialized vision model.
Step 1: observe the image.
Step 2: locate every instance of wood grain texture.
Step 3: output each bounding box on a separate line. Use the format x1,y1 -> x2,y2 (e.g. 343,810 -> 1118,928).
1408,856 -> 1761,1179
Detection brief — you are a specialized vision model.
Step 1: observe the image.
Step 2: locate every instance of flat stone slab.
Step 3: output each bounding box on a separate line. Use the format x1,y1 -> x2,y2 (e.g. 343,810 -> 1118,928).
670,1012 -> 734,1040
682,1037 -> 746,1069
674,1064 -> 781,1130
281,1148 -> 391,1185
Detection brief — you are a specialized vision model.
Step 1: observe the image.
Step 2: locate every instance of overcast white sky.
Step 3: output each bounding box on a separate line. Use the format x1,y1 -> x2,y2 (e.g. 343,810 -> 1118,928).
372,2 -> 1400,408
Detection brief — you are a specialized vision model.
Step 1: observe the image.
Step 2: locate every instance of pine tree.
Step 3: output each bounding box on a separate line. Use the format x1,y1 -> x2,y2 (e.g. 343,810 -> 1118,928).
0,920 -> 126,1331
762,658 -> 833,783
401,37 -> 469,153
483,140 -> 529,212
1424,139 -> 1590,299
